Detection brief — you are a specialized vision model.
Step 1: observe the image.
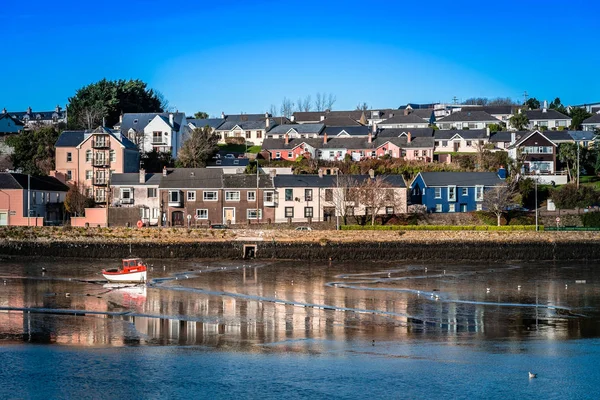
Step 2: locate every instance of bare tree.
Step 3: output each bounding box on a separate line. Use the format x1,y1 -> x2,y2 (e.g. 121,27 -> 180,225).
155,90 -> 174,112
315,92 -> 324,112
64,183 -> 94,217
280,97 -> 295,118
127,129 -> 146,152
301,95 -> 312,112
78,102 -> 105,130
325,93 -> 336,110
327,175 -> 360,225
482,182 -> 516,226
268,104 -> 278,117
356,102 -> 369,112
356,175 -> 400,225
177,126 -> 220,168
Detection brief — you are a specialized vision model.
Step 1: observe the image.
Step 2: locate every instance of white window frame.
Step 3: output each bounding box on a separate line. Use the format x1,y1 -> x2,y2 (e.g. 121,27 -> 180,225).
247,191 -> 256,201
120,188 -> 132,200
264,191 -> 274,203
476,204 -> 483,211
187,191 -> 196,201
169,190 -> 180,203
66,152 -> 72,162
85,170 -> 92,180
85,150 -> 92,163
475,185 -> 484,201
203,191 -> 218,201
448,185 -> 456,202
434,187 -> 442,199
195,209 -> 208,219
449,204 -> 455,213
247,209 -> 262,219
225,191 -> 240,201
435,204 -> 442,213
109,150 -> 116,162
461,187 -> 468,196
147,188 -> 157,198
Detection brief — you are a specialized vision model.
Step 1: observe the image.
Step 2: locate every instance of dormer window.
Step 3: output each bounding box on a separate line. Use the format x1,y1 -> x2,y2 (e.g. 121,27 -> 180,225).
133,119 -> 139,124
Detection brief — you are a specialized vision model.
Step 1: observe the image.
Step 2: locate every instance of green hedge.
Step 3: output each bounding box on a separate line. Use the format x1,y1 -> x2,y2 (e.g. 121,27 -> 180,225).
581,212 -> 600,228
340,225 -> 543,231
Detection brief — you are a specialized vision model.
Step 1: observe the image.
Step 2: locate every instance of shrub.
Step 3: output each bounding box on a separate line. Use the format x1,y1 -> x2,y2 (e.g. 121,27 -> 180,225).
582,212 -> 600,228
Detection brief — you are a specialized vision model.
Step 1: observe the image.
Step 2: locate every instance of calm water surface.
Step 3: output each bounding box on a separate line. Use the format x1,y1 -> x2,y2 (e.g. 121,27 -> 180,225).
1,258 -> 599,399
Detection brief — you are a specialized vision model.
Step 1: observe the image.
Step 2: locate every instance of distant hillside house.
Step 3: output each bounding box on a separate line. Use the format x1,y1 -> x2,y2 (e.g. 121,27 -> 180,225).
378,113 -> 430,129
524,108 -> 571,130
582,113 -> 600,132
215,117 -> 275,146
117,112 -> 188,158
436,111 -> 501,130
1,106 -> 66,128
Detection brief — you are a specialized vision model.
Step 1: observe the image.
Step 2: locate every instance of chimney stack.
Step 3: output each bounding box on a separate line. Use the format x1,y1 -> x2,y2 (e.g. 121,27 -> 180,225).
290,115 -> 295,122
404,108 -> 409,116
368,169 -> 375,179
162,166 -> 168,177
55,105 -> 61,113
266,117 -> 270,129
1,108 -> 6,114
407,132 -> 412,143
27,106 -> 32,114
320,115 -> 325,121
269,169 -> 277,178
318,169 -> 323,178
119,113 -> 123,124
284,133 -> 289,145
323,132 -> 328,144
486,126 -> 490,137
542,100 -> 548,113
169,113 -> 174,127
510,132 -> 516,145
368,131 -> 372,143
221,111 -> 225,119
139,168 -> 146,183
372,123 -> 377,134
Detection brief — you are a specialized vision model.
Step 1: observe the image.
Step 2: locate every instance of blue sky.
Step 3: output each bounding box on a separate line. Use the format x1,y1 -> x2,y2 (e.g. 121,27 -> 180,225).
2,0 -> 599,117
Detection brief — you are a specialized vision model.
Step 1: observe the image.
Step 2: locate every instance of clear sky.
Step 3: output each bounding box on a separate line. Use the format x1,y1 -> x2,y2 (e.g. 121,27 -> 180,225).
2,0 -> 599,117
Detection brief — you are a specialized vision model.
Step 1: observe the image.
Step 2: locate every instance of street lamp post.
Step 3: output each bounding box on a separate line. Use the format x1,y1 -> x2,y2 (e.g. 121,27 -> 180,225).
535,178 -> 538,232
336,169 -> 340,231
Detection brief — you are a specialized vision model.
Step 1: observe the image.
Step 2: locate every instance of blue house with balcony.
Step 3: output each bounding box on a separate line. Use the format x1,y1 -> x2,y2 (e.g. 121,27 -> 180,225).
409,169 -> 506,213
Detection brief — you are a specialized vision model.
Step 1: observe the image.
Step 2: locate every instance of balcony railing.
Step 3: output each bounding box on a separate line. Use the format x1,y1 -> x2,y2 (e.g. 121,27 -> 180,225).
93,178 -> 107,186
92,159 -> 109,167
92,140 -> 109,149
120,198 -> 134,204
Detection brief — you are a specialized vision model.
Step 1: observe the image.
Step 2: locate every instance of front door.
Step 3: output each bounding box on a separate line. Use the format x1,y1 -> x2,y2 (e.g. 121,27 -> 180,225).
172,211 -> 184,226
223,207 -> 235,224
460,204 -> 467,213
0,212 -> 7,226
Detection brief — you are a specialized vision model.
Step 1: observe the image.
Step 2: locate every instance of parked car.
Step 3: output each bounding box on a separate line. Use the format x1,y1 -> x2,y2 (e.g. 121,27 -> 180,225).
224,154 -> 235,159
295,226 -> 312,231
209,224 -> 230,229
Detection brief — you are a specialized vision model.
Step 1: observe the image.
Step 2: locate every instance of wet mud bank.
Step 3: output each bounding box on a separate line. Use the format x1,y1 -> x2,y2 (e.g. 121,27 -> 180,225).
1,239 -> 600,261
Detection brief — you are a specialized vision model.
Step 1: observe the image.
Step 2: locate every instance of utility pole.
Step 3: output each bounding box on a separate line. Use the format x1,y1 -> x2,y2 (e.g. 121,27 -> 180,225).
336,169 -> 340,231
452,96 -> 458,105
27,174 -> 31,226
577,140 -> 580,188
523,90 -> 529,104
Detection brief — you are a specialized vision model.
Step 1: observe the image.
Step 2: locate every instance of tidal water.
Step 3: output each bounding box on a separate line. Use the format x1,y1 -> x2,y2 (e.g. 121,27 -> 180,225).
1,258 -> 600,399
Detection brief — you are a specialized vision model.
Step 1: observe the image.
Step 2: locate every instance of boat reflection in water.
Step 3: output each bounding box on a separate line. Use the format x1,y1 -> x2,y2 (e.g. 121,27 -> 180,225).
1,260 -> 600,351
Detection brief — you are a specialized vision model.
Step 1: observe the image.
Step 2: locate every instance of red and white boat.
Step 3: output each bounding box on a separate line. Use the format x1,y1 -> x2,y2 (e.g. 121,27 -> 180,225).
102,258 -> 148,283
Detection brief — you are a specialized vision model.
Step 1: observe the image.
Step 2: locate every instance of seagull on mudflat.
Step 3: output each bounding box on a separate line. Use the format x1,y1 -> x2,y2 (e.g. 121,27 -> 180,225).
486,288 -> 491,293
529,372 -> 537,379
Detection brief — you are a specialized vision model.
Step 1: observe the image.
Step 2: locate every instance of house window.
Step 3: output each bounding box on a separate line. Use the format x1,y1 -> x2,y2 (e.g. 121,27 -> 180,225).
86,150 -> 92,163
120,188 -> 132,201
225,191 -> 240,201
305,189 -> 313,201
247,191 -> 256,201
196,209 -> 208,219
152,208 -> 159,219
448,186 -> 456,201
85,170 -> 92,180
304,207 -> 313,218
187,191 -> 196,201
329,151 -> 335,158
256,131 -> 262,139
247,209 -> 262,219
449,204 -> 455,213
434,187 -> 441,199
203,191 -> 218,201
442,141 -> 448,147
422,150 -> 427,157
325,189 -> 333,201
169,190 -> 180,202
476,204 -> 483,211
435,141 -> 440,147
475,186 -> 484,201
435,204 -> 442,213
86,188 -> 93,197
413,150 -> 418,157
462,188 -> 468,196
264,191 -> 274,203
66,170 -> 72,181
275,152 -> 281,159
285,189 -> 293,201
386,206 -> 394,215
66,152 -> 72,162
110,150 -> 116,162
317,151 -> 323,157
245,131 -> 251,139
285,207 -> 294,218
422,188 -> 425,195
147,188 -> 157,198
287,152 -> 293,158
152,131 -> 163,144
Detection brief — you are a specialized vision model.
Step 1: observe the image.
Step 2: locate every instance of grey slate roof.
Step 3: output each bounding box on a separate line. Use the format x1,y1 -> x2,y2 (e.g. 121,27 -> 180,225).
582,114 -> 600,124
119,112 -> 186,134
267,123 -> 324,135
187,118 -> 225,129
111,172 -> 161,186
437,111 -> 500,123
223,113 -> 267,122
274,174 -> 406,188
323,126 -> 370,136
525,109 -> 570,121
378,128 -> 434,138
379,114 -> 429,125
216,120 -> 273,131
488,131 -> 519,142
434,129 -> 488,140
466,106 -> 516,115
223,174 -> 273,189
320,116 -> 363,126
543,131 -> 573,142
55,131 -> 86,147
0,113 -> 25,127
159,168 -> 223,189
6,109 -> 66,122
416,172 -> 504,187
0,173 -> 69,191
292,110 -> 365,123
568,131 -> 597,141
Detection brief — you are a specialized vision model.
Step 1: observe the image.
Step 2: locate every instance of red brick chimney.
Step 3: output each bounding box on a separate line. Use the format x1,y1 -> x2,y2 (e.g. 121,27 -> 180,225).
368,131 -> 372,143
284,133 -> 289,145
323,133 -> 328,144
407,132 -> 412,143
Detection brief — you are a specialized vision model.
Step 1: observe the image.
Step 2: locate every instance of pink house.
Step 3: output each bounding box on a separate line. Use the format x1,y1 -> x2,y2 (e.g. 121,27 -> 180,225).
53,126 -> 140,204
0,173 -> 68,226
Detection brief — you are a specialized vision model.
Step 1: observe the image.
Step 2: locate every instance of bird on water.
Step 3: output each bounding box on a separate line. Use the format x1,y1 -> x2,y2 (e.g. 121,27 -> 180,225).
529,372 -> 537,379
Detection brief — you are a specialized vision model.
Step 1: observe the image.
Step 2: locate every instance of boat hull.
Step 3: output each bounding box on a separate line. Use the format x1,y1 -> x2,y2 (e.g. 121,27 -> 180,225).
102,270 -> 147,283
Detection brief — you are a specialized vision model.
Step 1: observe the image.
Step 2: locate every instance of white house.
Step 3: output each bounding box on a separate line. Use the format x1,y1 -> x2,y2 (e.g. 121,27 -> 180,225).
524,108 -> 571,130
118,112 -> 189,158
436,111 -> 501,130
582,113 -> 600,132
